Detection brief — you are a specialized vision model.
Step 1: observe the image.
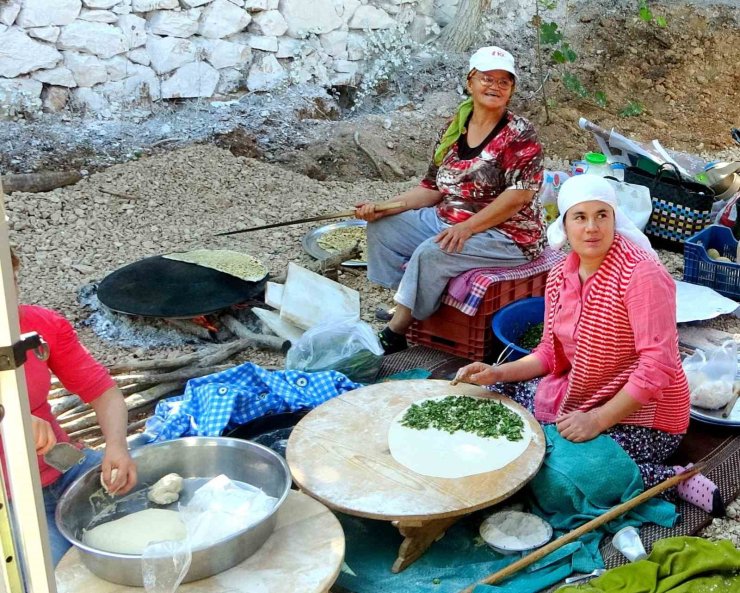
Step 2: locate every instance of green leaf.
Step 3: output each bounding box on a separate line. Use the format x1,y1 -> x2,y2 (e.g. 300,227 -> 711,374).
564,47 -> 578,62
639,5 -> 652,22
619,100 -> 644,117
552,49 -> 567,64
594,91 -> 608,107
656,16 -> 667,27
563,72 -> 588,97
539,22 -> 562,45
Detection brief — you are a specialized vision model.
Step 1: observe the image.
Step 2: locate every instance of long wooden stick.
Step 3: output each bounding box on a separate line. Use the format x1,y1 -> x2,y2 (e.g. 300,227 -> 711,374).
460,464 -> 704,593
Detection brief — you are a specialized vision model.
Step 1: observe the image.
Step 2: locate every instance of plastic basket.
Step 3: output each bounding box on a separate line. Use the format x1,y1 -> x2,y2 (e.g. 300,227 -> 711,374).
492,297 -> 545,361
683,224 -> 740,301
407,270 -> 549,361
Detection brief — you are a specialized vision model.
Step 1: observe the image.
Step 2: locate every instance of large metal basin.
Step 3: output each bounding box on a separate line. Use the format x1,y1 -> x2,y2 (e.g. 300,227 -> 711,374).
56,437 -> 291,586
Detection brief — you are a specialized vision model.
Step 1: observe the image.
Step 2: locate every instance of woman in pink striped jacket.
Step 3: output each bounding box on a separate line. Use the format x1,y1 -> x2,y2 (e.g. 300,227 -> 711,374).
456,175 -> 723,516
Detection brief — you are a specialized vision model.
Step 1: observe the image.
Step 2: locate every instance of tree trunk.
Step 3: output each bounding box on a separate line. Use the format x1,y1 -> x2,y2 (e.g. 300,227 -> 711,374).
439,0 -> 491,52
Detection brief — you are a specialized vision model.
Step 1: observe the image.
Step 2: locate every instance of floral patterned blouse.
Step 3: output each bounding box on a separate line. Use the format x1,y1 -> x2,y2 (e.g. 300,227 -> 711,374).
420,110 -> 545,259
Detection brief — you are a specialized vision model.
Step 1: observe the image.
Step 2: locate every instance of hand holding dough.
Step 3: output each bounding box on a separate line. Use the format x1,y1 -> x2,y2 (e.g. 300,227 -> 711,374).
147,473 -> 184,505
100,468 -> 119,495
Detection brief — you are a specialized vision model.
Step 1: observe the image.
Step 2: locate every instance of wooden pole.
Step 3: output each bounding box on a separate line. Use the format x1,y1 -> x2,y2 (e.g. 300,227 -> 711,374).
459,464 -> 703,593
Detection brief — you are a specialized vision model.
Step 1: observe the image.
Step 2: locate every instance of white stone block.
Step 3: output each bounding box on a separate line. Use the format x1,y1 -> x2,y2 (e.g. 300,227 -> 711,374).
281,0 -> 341,38
244,34 -> 277,52
112,4 -> 132,14
200,38 -> 250,69
146,35 -> 196,74
104,55 -> 131,81
63,50 -> 108,86
0,0 -> 21,27
71,87 -> 111,114
334,59 -> 357,74
0,77 -> 43,116
79,9 -> 118,23
180,0 -> 213,7
346,32 -> 366,60
131,0 -> 179,10
147,9 -> 200,37
102,63 -> 161,101
276,37 -> 302,58
250,10 -> 287,36
243,0 -> 269,10
320,30 -> 347,58
58,21 -> 128,58
246,53 -> 285,91
28,26 -> 61,43
83,0 -> 119,8
349,5 -> 394,29
0,28 -> 62,78
32,66 -> 77,87
199,0 -> 251,39
415,0 -> 434,17
227,0 -> 244,6
215,67 -> 243,93
336,0 -> 361,23
161,60 -> 219,98
408,14 -> 438,43
127,47 -> 150,65
17,0 -> 81,28
117,14 -> 146,48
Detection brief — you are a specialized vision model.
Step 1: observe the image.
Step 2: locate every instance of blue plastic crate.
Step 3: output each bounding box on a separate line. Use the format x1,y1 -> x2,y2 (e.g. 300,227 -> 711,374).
684,224 -> 740,301
491,297 -> 545,361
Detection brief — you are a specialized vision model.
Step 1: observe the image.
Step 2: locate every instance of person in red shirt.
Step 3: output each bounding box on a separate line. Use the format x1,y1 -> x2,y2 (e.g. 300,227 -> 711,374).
6,248 -> 137,564
355,46 -> 544,354
455,175 -> 723,516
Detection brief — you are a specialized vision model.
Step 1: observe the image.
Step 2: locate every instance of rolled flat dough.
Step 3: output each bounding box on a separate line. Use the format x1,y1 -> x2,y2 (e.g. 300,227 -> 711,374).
388,397 -> 533,479
82,508 -> 187,555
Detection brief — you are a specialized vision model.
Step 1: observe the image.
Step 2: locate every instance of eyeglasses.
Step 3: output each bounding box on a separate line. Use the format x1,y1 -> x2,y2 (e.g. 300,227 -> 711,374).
472,74 -> 514,89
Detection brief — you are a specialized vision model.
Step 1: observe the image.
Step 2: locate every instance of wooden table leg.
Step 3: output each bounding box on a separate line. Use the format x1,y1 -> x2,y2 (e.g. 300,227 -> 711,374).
391,516 -> 459,573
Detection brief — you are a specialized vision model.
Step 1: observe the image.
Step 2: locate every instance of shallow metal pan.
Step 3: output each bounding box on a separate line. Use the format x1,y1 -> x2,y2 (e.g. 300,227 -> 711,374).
302,219 -> 367,268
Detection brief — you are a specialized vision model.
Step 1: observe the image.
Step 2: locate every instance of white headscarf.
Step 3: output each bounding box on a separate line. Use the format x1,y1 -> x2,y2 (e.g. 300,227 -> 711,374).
546,174 -> 657,258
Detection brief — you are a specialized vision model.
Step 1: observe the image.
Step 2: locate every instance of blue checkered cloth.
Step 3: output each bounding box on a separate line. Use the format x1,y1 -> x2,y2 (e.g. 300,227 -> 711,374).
144,362 -> 362,442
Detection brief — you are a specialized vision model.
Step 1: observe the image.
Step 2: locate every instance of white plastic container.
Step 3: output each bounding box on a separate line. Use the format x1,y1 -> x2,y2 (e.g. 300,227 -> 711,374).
582,152 -> 611,177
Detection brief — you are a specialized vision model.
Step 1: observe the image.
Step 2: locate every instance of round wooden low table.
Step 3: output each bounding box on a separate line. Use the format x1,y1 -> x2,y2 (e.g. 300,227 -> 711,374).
55,490 -> 344,593
287,379 -> 545,572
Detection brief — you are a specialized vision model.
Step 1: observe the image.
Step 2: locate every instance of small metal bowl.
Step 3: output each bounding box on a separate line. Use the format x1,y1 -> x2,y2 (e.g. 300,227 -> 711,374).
479,510 -> 553,555
56,437 -> 291,586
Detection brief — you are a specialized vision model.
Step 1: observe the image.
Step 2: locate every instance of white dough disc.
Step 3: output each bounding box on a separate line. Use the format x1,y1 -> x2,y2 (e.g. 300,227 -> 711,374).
82,508 -> 187,555
388,396 -> 533,479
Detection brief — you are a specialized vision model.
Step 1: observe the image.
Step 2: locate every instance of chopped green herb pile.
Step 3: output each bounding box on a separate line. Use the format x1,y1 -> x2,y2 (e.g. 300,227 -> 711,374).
519,322 -> 544,351
400,396 -> 525,441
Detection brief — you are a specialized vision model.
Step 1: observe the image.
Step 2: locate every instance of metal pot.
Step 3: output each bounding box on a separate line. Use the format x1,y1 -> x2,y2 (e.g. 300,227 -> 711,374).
55,437 -> 291,586
705,161 -> 740,200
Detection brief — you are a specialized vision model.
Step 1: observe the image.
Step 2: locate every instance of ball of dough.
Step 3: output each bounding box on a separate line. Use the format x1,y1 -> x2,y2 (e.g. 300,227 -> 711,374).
147,473 -> 184,505
100,468 -> 119,494
83,509 -> 186,555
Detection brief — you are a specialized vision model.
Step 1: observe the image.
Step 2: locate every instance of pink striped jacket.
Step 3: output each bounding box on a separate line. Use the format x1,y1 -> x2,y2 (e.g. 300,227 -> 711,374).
542,235 -> 690,433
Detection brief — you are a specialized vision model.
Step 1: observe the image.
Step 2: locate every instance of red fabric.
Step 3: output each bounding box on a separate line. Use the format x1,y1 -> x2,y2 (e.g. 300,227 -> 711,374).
1,305 -> 115,488
531,235 -> 690,433
419,110 -> 545,259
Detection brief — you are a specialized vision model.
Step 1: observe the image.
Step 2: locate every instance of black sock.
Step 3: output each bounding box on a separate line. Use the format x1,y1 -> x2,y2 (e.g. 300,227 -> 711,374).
378,326 -> 408,354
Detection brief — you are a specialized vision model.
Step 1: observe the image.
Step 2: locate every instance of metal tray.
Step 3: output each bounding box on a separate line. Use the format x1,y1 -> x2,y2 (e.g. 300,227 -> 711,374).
302,219 -> 367,268
690,401 -> 740,427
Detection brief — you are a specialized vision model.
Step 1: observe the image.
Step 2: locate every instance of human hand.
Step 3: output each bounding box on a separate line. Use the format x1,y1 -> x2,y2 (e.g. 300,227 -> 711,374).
101,445 -> 137,496
355,202 -> 385,222
453,362 -> 503,386
556,410 -> 603,443
434,223 -> 474,253
32,416 -> 57,456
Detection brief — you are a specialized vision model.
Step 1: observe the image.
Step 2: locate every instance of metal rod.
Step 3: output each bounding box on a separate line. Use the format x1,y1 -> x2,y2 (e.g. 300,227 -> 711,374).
215,201 -> 405,236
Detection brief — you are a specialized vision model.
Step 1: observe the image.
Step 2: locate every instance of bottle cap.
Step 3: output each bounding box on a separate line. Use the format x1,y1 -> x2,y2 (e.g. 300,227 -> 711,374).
585,152 -> 607,164
610,163 -> 627,170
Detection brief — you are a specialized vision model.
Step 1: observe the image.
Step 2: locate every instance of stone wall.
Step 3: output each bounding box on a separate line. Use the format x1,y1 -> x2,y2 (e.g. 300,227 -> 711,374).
0,0 -> 467,117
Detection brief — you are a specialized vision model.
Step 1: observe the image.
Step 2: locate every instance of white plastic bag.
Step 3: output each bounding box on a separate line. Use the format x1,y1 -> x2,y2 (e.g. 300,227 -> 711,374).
682,340 -> 737,409
604,178 -> 652,231
286,316 -> 383,383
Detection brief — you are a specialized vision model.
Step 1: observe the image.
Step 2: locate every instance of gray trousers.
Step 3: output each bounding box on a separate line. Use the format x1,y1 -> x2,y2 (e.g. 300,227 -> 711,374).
366,208 -> 528,320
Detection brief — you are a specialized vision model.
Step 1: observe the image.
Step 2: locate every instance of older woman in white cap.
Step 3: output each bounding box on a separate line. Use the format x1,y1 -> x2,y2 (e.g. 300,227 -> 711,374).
356,46 -> 544,355
455,175 -> 725,515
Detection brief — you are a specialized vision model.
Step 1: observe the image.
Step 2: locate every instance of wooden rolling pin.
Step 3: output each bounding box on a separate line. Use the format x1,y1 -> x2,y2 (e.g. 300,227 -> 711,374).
459,464 -> 704,593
